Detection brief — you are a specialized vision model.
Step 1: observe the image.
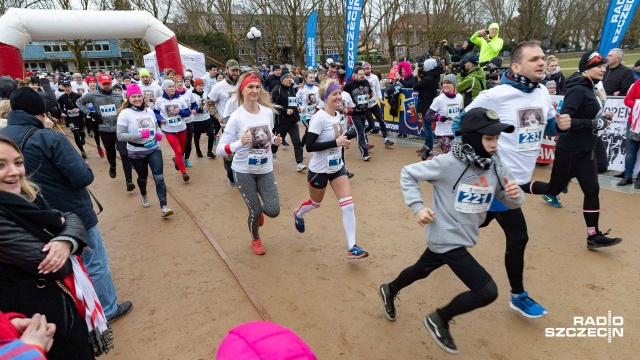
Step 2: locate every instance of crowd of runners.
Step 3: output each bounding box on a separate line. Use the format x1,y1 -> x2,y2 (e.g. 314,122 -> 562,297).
0,36 -> 637,358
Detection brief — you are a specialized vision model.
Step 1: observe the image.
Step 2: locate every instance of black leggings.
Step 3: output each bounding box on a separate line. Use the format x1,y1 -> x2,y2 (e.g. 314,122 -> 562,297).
184,122 -> 194,159
100,131 -> 133,181
193,119 -> 215,153
211,116 -> 221,136
366,104 -> 387,137
89,119 -> 101,147
69,120 -> 85,152
389,247 -> 497,322
521,148 -> 600,230
480,207 -> 529,294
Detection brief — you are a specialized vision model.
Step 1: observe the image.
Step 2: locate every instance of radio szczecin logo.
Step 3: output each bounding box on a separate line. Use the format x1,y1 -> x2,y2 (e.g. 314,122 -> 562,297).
545,311 -> 623,343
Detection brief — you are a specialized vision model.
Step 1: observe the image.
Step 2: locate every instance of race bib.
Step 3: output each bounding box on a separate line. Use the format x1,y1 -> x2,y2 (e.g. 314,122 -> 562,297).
67,109 -> 79,117
166,116 -> 182,126
357,95 -> 368,105
247,149 -> 268,170
447,104 -> 461,120
517,126 -> 543,151
454,184 -> 493,214
306,106 -> 316,114
99,104 -> 117,117
288,97 -> 298,107
327,148 -> 342,172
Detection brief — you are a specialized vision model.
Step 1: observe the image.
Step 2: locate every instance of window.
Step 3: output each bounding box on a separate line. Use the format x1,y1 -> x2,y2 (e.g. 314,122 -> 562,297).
60,44 -> 68,52
86,44 -> 94,51
277,36 -> 287,43
43,45 -> 52,52
53,45 -> 61,52
98,61 -> 105,67
39,63 -> 46,69
89,61 -> 97,67
238,48 -> 246,55
30,63 -> 37,68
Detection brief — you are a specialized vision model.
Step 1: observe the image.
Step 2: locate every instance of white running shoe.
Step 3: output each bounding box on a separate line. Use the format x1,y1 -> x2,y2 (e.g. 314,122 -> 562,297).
272,153 -> 278,164
141,196 -> 150,208
161,206 -> 174,218
296,163 -> 307,172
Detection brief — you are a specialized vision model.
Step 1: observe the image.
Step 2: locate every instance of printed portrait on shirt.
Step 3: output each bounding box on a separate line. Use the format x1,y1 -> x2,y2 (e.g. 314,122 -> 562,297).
517,108 -> 546,129
332,122 -> 344,139
143,90 -> 154,102
136,117 -> 153,129
250,125 -> 272,149
165,104 -> 180,117
307,93 -> 317,105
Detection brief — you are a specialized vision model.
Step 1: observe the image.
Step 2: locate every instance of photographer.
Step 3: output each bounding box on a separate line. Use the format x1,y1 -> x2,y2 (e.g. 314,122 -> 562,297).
470,23 -> 503,63
485,56 -> 508,89
456,55 -> 486,107
442,39 -> 475,63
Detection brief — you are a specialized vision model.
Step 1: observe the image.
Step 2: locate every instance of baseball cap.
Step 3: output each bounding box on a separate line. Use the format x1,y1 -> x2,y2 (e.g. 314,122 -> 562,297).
457,108 -> 514,136
98,74 -> 112,84
226,59 -> 240,70
59,79 -> 71,86
326,58 -> 334,64
362,62 -> 371,69
462,55 -> 479,65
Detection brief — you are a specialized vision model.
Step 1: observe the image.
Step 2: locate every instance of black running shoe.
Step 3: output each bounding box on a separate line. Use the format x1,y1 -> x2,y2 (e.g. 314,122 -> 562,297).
587,230 -> 622,250
196,151 -> 204,158
126,181 -> 135,192
109,166 -> 116,179
424,311 -> 459,354
378,284 -> 398,321
207,151 -> 216,159
107,301 -> 133,324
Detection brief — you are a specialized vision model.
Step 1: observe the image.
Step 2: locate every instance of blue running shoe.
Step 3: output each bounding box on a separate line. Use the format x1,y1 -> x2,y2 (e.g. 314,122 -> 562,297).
510,291 -> 548,318
541,194 -> 562,208
294,210 -> 305,233
347,244 -> 369,259
185,159 -> 193,168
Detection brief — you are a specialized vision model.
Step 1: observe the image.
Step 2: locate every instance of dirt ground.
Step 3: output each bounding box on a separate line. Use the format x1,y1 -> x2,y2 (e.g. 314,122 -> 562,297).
67,126 -> 638,360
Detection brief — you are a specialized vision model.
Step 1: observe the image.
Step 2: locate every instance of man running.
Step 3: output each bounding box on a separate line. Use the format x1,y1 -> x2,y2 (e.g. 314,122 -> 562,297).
363,62 -> 394,147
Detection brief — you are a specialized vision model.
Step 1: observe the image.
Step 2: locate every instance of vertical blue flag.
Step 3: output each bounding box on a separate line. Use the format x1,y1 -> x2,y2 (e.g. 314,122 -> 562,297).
598,0 -> 640,56
306,11 -> 318,68
345,0 -> 363,82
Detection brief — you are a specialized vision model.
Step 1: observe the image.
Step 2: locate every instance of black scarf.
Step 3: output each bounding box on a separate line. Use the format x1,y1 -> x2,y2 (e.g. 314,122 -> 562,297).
0,191 -> 63,242
506,70 -> 540,90
450,138 -> 495,170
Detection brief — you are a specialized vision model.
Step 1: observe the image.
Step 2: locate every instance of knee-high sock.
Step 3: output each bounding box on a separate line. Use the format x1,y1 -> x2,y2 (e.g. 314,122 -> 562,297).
339,196 -> 356,248
296,198 -> 320,218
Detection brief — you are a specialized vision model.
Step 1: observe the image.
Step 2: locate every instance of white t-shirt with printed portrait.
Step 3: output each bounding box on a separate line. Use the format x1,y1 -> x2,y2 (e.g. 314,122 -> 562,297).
430,93 -> 463,137
155,96 -> 188,133
308,109 -> 345,174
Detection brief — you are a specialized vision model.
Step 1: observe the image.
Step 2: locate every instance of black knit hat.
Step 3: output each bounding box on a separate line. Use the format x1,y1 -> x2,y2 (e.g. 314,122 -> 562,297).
10,87 -> 46,116
579,51 -> 606,72
0,76 -> 17,99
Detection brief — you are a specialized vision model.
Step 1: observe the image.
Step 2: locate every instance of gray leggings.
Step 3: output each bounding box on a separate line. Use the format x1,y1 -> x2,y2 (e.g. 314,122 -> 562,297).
233,170 -> 280,239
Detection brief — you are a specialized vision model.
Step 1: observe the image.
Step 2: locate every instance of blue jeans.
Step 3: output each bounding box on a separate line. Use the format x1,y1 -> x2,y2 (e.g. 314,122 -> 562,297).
130,149 -> 167,207
625,122 -> 640,179
83,225 -> 118,318
422,112 -> 434,150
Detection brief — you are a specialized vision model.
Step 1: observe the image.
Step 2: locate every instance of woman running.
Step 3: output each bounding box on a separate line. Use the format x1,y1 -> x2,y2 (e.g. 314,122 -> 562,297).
116,84 -> 173,217
191,79 -> 217,158
424,74 -> 463,155
154,80 -> 191,182
174,75 -> 198,167
216,73 -> 282,255
519,51 -> 622,249
293,79 -> 369,259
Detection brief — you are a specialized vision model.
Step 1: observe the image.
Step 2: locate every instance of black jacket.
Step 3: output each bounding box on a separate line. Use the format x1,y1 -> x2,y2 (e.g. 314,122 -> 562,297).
37,78 -> 58,115
57,91 -> 85,123
264,74 -> 281,92
445,42 -> 474,63
556,74 -> 605,151
0,111 -> 97,229
271,84 -> 300,125
602,64 -> 635,96
413,69 -> 441,113
542,71 -> 567,95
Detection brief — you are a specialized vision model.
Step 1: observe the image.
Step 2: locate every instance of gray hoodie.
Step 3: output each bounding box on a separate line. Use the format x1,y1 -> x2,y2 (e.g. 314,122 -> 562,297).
76,89 -> 123,133
400,153 -> 523,254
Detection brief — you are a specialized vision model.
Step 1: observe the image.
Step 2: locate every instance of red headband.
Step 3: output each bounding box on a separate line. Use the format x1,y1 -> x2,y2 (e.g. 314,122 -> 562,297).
240,74 -> 261,92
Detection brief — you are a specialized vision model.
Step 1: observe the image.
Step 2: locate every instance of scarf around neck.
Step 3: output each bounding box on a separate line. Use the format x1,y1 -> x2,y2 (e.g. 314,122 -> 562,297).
450,138 -> 495,170
0,191 -> 62,241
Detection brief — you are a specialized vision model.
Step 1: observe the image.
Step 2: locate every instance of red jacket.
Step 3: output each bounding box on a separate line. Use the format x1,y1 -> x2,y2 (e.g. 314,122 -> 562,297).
0,312 -> 24,342
624,79 -> 640,123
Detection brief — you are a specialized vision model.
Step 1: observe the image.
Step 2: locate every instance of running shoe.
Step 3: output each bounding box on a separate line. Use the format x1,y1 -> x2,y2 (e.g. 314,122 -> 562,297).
141,196 -> 150,208
126,181 -> 135,192
587,230 -> 622,250
259,213 -> 264,227
424,311 -> 459,354
272,153 -> 277,163
347,244 -> 369,259
81,151 -> 87,159
347,171 -> 354,179
361,155 -> 371,161
109,166 -> 116,179
635,179 -> 640,189
384,139 -> 394,147
182,173 -> 190,182
207,151 -> 216,159
541,195 -> 562,208
172,157 -> 178,171
88,132 -> 94,138
196,151 -> 204,158
378,284 -> 398,321
97,147 -> 105,158
227,179 -> 237,188
185,159 -> 193,168
251,238 -> 266,255
161,206 -> 174,218
213,137 -> 218,145
296,163 -> 307,172
509,291 -> 548,318
294,209 -> 305,233
617,178 -> 632,186
366,143 -> 374,150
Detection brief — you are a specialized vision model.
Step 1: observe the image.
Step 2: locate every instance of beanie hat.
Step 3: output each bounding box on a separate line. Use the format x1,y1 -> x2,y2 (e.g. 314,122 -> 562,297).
125,84 -> 142,98
139,68 -> 150,77
545,80 -> 557,88
161,80 -> 175,91
112,84 -> 123,92
123,74 -> 131,80
423,59 -> 438,72
0,76 -> 17,99
280,70 -> 292,82
194,78 -> 204,87
216,321 -> 317,360
86,76 -> 97,84
579,51 -> 606,72
10,87 -> 46,116
443,73 -> 458,87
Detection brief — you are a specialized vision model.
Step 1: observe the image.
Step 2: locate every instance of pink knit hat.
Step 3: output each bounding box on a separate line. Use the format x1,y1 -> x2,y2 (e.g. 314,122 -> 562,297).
216,321 -> 317,360
126,84 -> 142,99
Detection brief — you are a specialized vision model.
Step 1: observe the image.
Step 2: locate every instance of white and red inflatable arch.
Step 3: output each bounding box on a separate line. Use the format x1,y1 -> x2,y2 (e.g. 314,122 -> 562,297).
0,8 -> 183,79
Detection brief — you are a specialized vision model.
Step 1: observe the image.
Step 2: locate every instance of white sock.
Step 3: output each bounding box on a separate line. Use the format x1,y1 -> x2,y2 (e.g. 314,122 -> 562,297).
296,199 -> 320,218
339,196 -> 356,248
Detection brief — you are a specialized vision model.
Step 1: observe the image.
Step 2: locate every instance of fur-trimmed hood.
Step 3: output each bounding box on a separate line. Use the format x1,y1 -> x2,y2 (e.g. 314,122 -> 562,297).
397,61 -> 412,80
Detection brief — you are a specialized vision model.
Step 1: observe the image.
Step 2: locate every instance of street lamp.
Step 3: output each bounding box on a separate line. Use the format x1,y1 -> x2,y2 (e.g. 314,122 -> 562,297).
246,27 -> 261,64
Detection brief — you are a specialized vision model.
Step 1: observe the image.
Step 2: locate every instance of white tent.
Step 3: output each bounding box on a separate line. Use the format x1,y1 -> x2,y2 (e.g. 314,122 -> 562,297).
144,44 -> 206,80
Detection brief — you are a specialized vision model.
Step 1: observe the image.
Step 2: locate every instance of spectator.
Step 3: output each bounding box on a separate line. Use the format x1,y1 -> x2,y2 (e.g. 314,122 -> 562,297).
602,48 -> 635,96
545,80 -> 557,95
395,61 -> 415,88
0,312 -> 55,359
633,59 -> 640,81
456,55 -> 486,107
618,78 -> 640,188
217,321 -> 316,359
542,55 -> 566,94
0,77 -> 17,123
470,23 -> 503,64
388,61 -> 398,81
443,39 -> 475,63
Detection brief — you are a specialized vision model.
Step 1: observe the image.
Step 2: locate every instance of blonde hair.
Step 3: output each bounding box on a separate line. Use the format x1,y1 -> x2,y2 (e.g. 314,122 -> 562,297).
0,135 -> 39,202
546,55 -> 558,66
318,78 -> 340,100
234,72 -> 280,114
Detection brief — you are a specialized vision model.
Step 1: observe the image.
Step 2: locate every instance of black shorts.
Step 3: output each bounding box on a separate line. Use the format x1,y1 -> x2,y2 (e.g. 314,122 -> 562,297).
307,166 -> 347,189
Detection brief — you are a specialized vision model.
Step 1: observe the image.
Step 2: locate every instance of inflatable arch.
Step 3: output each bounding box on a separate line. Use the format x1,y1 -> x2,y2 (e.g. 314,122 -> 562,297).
0,8 -> 183,79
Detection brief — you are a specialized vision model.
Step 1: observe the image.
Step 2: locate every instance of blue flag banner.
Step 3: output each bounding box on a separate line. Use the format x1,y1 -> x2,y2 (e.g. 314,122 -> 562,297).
598,0 -> 640,56
305,11 -> 318,68
345,0 -> 363,82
